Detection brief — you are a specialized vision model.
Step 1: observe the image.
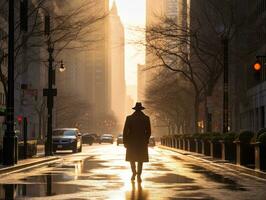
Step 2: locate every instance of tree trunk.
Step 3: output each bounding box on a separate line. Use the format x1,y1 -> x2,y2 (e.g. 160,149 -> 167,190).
204,84 -> 215,133
194,94 -> 200,133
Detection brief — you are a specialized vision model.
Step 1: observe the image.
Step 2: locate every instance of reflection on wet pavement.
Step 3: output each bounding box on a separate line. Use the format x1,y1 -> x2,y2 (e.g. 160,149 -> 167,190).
125,183 -> 149,200
0,145 -> 265,199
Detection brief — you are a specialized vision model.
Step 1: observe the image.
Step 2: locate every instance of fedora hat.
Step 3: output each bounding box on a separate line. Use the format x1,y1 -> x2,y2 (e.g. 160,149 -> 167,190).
132,102 -> 145,110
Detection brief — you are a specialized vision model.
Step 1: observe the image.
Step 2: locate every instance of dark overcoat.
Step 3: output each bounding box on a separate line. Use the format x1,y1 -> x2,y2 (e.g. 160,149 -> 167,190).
123,111 -> 151,162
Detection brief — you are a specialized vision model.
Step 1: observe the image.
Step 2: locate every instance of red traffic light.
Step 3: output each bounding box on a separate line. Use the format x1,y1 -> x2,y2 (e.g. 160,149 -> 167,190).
17,115 -> 23,124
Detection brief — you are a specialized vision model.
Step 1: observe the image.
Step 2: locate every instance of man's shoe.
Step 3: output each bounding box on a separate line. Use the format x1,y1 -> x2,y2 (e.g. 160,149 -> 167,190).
137,175 -> 142,183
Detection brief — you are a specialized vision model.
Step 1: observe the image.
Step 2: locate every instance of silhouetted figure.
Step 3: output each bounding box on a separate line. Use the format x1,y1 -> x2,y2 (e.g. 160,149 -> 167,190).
123,102 -> 151,182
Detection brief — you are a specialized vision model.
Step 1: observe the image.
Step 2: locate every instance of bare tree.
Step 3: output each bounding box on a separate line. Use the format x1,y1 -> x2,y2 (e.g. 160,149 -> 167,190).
145,68 -> 194,135
0,0 -> 107,97
0,0 -> 108,138
140,0 -> 252,133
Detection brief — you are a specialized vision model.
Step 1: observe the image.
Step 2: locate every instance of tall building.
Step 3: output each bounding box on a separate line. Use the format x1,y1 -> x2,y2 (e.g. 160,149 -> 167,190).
12,0 -> 48,139
188,0 -> 266,133
109,1 -> 126,131
146,0 -> 166,26
145,0 -> 189,94
238,0 -> 266,132
145,0 -> 190,133
56,0 -> 112,133
166,0 -> 178,19
145,0 -> 166,103
137,64 -> 146,102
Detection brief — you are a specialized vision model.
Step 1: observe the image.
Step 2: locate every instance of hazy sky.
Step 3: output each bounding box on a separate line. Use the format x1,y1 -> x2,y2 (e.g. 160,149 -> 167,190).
109,0 -> 146,86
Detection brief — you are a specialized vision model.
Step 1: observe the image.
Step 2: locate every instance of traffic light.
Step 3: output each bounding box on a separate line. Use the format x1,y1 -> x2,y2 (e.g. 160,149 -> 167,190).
20,0 -> 28,32
17,115 -> 23,124
253,59 -> 262,81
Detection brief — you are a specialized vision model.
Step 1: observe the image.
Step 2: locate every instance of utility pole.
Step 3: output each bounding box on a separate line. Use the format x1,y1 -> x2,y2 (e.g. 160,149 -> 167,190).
222,37 -> 229,133
3,0 -> 18,165
43,15 -> 57,156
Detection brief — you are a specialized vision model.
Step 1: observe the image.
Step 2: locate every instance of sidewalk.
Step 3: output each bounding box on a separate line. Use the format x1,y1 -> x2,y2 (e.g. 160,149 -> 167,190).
0,145 -> 60,176
158,145 -> 266,181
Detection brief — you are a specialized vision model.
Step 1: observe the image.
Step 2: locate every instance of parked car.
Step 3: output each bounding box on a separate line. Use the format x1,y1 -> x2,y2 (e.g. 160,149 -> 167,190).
116,134 -> 123,146
99,134 -> 114,144
90,133 -> 101,143
82,133 -> 95,145
149,136 -> 156,147
52,128 -> 82,153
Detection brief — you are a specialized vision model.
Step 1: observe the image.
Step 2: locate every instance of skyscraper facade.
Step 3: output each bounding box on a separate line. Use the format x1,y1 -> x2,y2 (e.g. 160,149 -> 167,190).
109,1 -> 126,131
56,0 -> 111,133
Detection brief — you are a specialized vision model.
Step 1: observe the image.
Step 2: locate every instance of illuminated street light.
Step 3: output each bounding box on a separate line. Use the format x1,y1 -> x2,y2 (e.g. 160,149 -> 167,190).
59,60 -> 66,72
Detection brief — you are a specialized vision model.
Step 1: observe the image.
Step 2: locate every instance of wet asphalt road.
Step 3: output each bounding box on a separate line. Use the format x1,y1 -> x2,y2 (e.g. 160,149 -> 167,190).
0,144 -> 266,200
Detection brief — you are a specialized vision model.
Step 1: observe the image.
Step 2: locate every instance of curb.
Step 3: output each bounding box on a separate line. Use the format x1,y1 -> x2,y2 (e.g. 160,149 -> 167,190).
0,157 -> 60,177
158,145 -> 266,181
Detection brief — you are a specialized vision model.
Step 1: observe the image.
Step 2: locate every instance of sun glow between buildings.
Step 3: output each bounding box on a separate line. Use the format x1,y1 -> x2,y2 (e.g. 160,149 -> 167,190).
109,0 -> 146,86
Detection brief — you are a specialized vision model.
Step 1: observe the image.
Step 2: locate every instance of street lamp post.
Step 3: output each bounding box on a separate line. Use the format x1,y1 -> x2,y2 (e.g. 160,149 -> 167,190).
43,37 -> 57,156
43,14 -> 65,156
3,0 -> 18,165
43,15 -> 57,156
222,37 -> 229,133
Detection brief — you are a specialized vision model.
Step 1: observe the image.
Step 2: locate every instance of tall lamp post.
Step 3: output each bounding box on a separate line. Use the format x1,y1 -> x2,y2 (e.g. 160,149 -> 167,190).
3,0 -> 18,165
43,14 -> 65,156
222,37 -> 229,133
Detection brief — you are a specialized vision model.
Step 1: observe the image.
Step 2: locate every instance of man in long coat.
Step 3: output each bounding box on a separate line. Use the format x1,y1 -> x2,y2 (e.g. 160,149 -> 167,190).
123,102 -> 151,182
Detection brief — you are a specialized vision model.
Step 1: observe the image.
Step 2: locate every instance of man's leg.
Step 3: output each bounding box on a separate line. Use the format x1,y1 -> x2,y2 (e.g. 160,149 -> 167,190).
130,161 -> 137,181
137,162 -> 143,176
137,162 -> 143,182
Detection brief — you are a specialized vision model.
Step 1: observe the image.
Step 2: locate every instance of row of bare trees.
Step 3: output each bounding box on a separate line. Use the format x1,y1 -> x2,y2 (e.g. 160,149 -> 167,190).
141,0 -> 261,134
0,0 -> 107,138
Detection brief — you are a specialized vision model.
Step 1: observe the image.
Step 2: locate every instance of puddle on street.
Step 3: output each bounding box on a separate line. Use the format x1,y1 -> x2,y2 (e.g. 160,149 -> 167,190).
0,182 -> 89,198
0,156 -> 108,199
78,174 -> 120,181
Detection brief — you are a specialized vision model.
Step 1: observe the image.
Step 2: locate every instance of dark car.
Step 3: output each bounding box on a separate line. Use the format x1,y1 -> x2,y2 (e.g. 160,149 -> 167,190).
82,133 -> 95,145
116,134 -> 123,146
99,134 -> 114,144
90,133 -> 100,143
149,136 -> 156,147
52,128 -> 82,153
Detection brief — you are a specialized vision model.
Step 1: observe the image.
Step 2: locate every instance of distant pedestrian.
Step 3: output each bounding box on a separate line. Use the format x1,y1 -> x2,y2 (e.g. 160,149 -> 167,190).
123,102 -> 151,182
